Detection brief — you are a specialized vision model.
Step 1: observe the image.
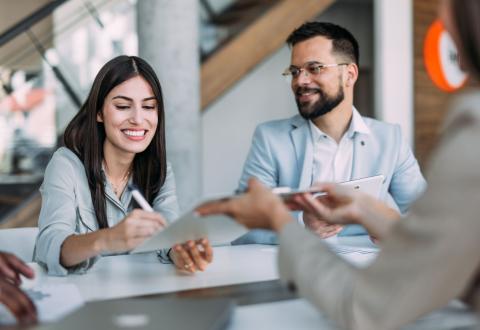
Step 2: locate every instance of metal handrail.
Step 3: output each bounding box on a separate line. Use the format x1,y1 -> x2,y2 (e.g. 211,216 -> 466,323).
0,0 -> 69,48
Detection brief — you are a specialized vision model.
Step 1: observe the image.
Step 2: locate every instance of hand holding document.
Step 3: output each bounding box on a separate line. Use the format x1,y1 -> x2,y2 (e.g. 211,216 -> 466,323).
131,210 -> 247,254
130,189 -> 248,254
131,176 -> 384,254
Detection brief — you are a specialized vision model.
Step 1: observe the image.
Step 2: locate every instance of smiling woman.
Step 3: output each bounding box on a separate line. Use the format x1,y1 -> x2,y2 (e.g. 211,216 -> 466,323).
34,56 -> 213,276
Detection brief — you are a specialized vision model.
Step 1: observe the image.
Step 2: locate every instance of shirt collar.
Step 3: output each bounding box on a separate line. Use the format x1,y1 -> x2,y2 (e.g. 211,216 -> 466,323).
309,120 -> 325,142
309,106 -> 371,141
347,106 -> 371,138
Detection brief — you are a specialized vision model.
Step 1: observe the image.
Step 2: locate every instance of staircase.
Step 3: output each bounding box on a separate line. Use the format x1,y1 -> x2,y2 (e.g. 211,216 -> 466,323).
201,0 -> 334,109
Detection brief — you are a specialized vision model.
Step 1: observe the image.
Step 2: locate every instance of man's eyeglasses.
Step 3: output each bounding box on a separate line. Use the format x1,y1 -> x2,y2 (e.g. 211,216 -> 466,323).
282,62 -> 350,83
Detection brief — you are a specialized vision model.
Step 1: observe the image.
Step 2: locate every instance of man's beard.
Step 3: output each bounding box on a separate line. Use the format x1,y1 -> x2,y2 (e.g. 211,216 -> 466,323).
295,83 -> 344,120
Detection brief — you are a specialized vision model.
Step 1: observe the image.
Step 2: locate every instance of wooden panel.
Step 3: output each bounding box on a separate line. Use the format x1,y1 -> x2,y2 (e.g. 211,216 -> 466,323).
201,0 -> 335,110
0,194 -> 40,229
414,0 -> 451,166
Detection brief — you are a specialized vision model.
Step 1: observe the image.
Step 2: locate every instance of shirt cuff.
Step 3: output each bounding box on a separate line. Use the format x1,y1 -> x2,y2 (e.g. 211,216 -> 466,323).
157,248 -> 173,264
40,231 -> 97,276
37,231 -> 83,276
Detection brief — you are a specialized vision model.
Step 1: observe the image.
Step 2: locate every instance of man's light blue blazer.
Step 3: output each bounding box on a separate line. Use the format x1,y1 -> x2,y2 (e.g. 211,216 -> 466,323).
233,112 -> 427,244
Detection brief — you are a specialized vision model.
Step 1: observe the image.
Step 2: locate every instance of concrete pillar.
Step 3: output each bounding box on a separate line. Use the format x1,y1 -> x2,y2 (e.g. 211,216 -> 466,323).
137,0 -> 201,210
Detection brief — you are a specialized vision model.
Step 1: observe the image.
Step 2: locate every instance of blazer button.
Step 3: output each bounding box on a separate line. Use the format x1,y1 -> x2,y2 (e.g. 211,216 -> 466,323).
360,141 -> 365,146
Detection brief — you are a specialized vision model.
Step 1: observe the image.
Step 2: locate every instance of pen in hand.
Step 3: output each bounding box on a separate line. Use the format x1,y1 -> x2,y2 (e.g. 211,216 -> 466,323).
128,184 -> 154,212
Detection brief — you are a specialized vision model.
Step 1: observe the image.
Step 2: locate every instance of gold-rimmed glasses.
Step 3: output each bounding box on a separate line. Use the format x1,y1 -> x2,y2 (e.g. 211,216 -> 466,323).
282,62 -> 350,83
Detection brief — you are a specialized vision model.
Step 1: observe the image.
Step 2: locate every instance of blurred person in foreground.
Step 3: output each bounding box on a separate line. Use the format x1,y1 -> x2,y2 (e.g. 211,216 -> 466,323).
197,0 -> 480,328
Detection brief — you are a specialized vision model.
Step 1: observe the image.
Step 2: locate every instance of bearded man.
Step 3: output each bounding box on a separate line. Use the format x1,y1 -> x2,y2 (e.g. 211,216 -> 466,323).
234,22 -> 426,244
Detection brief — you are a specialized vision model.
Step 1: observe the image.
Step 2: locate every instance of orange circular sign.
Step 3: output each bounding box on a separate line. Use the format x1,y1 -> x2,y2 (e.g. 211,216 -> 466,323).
424,19 -> 467,92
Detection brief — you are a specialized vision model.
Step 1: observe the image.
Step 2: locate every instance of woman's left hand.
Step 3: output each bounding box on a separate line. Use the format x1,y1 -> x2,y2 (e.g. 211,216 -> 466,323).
170,238 -> 213,274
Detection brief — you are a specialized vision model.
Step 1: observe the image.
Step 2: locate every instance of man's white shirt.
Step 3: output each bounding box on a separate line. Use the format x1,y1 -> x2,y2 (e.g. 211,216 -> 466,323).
309,107 -> 371,185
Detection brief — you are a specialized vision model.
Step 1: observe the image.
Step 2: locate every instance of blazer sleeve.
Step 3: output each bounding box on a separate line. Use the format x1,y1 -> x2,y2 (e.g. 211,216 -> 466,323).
34,152 -> 94,276
278,117 -> 480,329
389,126 -> 427,214
238,125 -> 278,192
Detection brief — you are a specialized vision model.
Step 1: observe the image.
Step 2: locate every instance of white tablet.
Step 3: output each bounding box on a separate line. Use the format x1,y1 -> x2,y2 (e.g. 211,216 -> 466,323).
338,174 -> 385,198
273,174 -> 385,202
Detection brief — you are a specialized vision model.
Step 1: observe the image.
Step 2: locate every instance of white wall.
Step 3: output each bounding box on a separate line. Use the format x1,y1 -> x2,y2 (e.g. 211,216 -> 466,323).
374,0 -> 414,146
202,46 -> 296,196
318,1 -> 373,68
201,1 -> 376,197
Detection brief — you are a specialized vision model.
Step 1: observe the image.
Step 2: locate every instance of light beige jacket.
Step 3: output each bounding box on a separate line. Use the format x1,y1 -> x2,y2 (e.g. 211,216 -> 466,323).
278,90 -> 480,330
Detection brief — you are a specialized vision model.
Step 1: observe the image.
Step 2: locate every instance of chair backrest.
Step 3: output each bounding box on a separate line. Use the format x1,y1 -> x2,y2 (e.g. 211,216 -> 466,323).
0,227 -> 38,262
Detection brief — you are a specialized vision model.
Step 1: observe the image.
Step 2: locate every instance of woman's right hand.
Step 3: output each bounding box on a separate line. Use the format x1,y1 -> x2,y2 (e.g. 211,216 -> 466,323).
102,209 -> 167,253
292,183 -> 400,241
293,183 -> 367,225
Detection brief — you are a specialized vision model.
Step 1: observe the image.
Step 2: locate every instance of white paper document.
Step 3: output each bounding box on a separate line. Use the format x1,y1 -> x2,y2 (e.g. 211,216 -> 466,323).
0,283 -> 84,325
131,212 -> 248,254
330,245 -> 379,267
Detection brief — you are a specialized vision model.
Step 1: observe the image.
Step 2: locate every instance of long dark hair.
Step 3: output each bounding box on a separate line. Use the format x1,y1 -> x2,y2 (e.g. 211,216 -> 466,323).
451,0 -> 480,79
64,55 -> 167,229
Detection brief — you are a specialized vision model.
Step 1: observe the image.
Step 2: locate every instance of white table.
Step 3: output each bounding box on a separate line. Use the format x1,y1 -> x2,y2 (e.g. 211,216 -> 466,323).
13,236 -> 381,328
27,245 -> 280,302
19,236 -> 479,329
27,235 -> 378,302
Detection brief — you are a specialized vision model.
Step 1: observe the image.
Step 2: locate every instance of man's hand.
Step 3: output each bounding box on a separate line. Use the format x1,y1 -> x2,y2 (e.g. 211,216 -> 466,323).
170,238 -> 213,274
196,178 -> 294,232
292,183 -> 400,241
303,212 -> 343,238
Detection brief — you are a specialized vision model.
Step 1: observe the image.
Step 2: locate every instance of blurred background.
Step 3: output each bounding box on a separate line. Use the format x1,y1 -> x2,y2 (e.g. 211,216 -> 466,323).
0,0 -> 456,228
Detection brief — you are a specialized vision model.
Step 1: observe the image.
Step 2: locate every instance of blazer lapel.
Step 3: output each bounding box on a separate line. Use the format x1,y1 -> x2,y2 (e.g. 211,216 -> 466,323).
350,133 -> 372,180
290,116 -> 313,189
